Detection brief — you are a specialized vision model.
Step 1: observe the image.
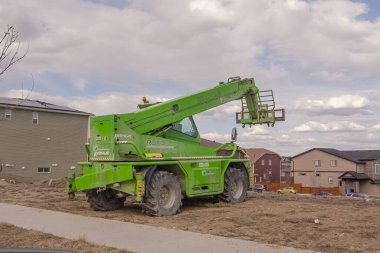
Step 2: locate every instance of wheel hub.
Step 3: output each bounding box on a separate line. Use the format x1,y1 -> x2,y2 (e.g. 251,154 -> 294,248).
231,179 -> 243,199
159,185 -> 175,208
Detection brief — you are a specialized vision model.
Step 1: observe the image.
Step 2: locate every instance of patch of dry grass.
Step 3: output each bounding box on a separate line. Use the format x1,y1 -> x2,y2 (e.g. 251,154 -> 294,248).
0,223 -> 133,253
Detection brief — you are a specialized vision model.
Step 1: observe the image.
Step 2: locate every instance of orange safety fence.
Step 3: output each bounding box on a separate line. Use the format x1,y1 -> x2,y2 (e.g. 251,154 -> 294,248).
268,182 -> 340,195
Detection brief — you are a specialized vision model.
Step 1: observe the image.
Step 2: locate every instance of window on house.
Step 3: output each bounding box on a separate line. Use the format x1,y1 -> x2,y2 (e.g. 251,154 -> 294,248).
259,177 -> 262,182
37,167 -> 50,173
328,177 -> 333,184
263,174 -> 266,180
268,159 -> 272,166
32,112 -> 38,125
281,172 -> 285,177
261,160 -> 265,166
314,160 -> 321,167
5,109 -> 11,120
375,164 -> 380,174
330,160 -> 337,167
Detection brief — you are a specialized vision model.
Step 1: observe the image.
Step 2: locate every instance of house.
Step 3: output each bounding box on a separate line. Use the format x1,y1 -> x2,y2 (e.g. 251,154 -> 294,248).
280,156 -> 293,185
0,97 -> 92,181
292,148 -> 380,195
244,148 -> 281,188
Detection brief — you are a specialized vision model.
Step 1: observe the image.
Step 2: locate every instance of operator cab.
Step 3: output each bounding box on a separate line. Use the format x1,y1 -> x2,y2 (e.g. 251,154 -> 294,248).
172,117 -> 199,138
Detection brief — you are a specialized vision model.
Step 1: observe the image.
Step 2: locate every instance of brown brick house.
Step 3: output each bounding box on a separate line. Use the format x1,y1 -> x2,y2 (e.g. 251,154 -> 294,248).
292,148 -> 380,195
244,148 -> 281,189
0,97 -> 91,181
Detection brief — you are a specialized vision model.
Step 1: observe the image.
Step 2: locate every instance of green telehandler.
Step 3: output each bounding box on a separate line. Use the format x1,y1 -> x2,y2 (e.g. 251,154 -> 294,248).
67,77 -> 284,216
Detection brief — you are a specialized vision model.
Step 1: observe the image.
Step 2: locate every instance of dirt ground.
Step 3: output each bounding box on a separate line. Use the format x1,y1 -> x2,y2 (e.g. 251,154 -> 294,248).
0,180 -> 379,253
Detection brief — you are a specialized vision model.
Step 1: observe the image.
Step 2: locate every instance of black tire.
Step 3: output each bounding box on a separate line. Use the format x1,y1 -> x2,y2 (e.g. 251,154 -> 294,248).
220,167 -> 248,203
143,171 -> 183,216
86,189 -> 125,211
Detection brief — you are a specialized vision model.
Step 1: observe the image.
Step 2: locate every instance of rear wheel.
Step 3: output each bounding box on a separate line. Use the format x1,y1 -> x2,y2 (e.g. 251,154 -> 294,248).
143,171 -> 183,216
86,189 -> 125,211
220,167 -> 248,203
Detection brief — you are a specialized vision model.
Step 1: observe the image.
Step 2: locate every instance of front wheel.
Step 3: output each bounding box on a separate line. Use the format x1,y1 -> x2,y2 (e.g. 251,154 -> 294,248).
143,171 -> 183,216
220,167 -> 248,203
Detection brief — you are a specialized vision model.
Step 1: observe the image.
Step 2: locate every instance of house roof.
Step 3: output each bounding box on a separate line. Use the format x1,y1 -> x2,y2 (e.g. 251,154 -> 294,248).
342,150 -> 380,161
200,138 -> 221,148
292,148 -> 380,164
243,148 -> 280,163
338,171 -> 371,180
0,97 -> 92,116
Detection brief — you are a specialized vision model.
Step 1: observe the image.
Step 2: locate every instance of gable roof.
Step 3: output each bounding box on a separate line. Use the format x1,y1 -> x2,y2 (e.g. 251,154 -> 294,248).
0,97 -> 92,116
292,148 -> 380,164
244,148 -> 280,163
338,171 -> 371,180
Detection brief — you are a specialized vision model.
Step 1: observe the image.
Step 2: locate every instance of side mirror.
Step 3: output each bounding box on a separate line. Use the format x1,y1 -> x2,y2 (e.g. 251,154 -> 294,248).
231,127 -> 237,142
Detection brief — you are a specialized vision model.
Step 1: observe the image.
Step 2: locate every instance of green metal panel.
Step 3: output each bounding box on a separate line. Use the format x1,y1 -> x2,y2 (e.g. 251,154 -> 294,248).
73,163 -> 134,191
88,115 -> 116,161
179,160 -> 223,196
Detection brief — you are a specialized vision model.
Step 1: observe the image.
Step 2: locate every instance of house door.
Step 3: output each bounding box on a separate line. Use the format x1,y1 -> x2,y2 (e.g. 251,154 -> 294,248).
344,181 -> 355,193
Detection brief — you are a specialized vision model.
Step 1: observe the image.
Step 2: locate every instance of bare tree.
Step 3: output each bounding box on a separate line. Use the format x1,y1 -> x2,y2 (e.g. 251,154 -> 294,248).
0,25 -> 27,77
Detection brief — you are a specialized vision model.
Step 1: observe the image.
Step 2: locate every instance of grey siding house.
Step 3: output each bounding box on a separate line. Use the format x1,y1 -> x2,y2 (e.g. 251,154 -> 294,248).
292,148 -> 380,195
0,97 -> 92,181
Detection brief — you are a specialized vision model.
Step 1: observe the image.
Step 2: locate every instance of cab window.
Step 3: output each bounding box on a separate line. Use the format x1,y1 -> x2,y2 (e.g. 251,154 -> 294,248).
173,117 -> 198,137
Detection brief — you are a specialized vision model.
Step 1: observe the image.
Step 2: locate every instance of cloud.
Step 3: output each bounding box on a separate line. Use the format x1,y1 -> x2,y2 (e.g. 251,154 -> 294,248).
241,126 -> 273,141
0,89 -> 169,115
73,78 -> 87,91
294,94 -> 372,116
280,134 -> 290,139
310,70 -> 347,82
199,102 -> 241,120
1,0 -> 379,90
201,132 -> 230,143
190,0 -> 231,20
277,134 -> 293,143
242,126 -> 270,136
366,132 -> 380,144
294,121 -> 366,132
83,0 -> 130,9
267,0 -> 380,76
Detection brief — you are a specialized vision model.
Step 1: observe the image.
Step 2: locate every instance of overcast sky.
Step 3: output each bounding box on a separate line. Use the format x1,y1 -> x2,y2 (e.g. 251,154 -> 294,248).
0,0 -> 379,156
